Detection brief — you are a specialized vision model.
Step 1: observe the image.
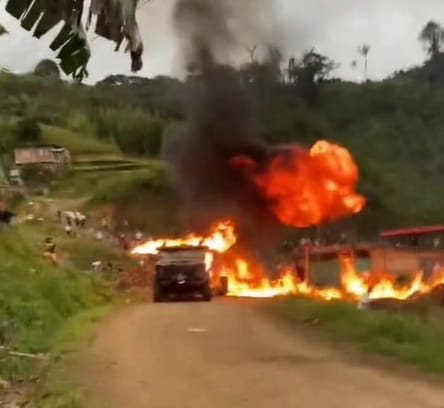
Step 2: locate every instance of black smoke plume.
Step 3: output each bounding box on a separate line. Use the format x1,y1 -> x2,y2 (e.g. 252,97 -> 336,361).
163,0 -> 282,247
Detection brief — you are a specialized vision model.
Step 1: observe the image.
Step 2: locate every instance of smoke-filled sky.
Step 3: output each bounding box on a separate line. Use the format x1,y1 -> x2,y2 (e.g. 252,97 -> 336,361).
0,0 -> 441,83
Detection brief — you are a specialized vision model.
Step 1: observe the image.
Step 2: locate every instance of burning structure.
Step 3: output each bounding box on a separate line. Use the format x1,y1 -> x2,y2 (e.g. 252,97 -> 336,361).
131,222 -> 444,301
130,0 -> 444,303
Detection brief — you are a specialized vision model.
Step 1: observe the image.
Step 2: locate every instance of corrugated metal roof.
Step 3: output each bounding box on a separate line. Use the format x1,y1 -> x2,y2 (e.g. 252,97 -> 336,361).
380,225 -> 444,238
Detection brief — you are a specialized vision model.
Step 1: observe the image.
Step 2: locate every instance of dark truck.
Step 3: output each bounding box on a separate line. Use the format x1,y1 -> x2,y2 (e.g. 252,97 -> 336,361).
153,246 -> 213,302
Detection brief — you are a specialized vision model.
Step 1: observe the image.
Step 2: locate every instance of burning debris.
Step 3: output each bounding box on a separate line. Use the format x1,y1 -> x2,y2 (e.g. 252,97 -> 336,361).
131,221 -> 298,298
131,223 -> 444,301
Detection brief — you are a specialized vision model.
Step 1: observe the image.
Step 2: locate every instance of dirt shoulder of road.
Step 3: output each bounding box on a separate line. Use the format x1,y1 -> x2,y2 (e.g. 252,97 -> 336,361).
79,299 -> 444,408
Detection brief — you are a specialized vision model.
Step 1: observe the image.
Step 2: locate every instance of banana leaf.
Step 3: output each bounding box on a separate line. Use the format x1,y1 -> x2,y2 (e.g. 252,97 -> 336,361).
4,0 -> 144,81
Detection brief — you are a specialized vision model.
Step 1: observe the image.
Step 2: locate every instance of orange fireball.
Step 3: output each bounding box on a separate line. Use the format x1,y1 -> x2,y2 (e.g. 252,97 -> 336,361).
232,141 -> 365,227
129,139 -> 444,301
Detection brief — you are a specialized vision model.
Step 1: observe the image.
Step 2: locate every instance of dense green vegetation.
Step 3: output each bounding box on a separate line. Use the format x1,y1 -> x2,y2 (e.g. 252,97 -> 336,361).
274,297 -> 444,375
0,225 -> 108,382
0,193 -> 135,385
0,18 -> 443,402
0,40 -> 443,238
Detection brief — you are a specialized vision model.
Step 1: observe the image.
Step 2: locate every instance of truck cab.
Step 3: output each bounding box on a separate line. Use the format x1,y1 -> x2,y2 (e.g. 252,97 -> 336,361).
153,246 -> 212,302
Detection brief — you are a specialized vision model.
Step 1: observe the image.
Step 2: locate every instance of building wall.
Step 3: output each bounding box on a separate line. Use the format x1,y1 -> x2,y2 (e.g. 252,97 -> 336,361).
14,147 -> 70,166
370,247 -> 444,276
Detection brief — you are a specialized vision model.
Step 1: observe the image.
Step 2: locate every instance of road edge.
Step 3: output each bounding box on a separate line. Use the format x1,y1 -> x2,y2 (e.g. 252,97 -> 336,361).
265,296 -> 444,386
31,304 -> 117,407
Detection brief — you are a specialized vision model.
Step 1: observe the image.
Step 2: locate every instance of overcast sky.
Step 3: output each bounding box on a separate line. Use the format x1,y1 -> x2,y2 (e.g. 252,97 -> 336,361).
0,0 -> 442,84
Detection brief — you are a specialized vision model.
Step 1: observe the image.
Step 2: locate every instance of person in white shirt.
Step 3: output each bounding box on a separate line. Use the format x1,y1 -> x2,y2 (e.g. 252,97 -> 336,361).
65,224 -> 72,236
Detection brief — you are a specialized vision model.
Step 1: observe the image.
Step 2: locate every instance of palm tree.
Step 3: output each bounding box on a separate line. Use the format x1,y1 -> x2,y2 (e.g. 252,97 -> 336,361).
4,0 -> 145,81
0,24 -> 9,72
244,44 -> 258,64
419,20 -> 444,59
358,44 -> 371,81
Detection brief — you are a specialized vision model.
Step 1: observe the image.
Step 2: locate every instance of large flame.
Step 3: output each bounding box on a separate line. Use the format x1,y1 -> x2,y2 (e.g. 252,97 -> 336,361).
338,256 -> 444,301
130,140 -> 443,300
219,254 -> 444,301
232,141 -> 365,227
131,221 -> 444,300
131,220 -> 236,256
131,221 -> 300,298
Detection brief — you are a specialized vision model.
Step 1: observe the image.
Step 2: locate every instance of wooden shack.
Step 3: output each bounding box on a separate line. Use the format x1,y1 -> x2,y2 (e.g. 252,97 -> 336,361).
14,144 -> 71,171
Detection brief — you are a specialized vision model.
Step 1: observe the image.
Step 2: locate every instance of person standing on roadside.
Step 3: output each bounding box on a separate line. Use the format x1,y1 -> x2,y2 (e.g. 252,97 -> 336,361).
43,237 -> 57,264
65,222 -> 72,237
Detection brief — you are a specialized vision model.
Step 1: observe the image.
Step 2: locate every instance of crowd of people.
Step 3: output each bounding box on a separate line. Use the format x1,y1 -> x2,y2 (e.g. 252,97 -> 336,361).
57,210 -> 87,236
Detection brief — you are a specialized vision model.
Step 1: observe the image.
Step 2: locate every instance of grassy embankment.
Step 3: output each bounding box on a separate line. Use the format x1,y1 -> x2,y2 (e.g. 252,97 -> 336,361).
0,194 -> 135,406
274,296 -> 444,375
51,156 -> 178,236
276,254 -> 444,375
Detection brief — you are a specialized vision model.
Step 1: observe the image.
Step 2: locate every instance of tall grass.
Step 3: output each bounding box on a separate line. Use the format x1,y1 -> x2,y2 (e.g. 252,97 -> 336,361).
40,125 -> 118,155
274,297 -> 444,375
89,165 -> 167,204
52,161 -> 165,200
0,226 -> 110,381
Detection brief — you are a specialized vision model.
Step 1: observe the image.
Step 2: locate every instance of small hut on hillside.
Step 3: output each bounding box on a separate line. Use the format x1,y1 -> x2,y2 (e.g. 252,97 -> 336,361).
14,144 -> 71,171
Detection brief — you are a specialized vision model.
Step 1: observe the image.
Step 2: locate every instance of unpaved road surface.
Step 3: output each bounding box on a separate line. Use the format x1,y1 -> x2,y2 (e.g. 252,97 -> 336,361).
84,299 -> 444,408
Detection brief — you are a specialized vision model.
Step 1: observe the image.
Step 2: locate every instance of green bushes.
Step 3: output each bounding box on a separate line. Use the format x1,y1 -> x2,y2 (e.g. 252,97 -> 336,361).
33,59 -> 61,79
274,297 -> 444,375
40,125 -> 118,155
0,66 -> 443,235
20,164 -> 53,186
0,118 -> 16,165
0,226 -> 110,381
15,116 -> 41,144
94,109 -> 166,156
90,165 -> 168,204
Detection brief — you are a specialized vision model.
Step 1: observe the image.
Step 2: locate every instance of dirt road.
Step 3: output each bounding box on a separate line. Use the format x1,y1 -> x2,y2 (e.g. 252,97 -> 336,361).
83,299 -> 444,408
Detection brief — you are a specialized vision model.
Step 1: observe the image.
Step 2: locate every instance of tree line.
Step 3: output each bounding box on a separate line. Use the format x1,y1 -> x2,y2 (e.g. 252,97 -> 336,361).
0,18 -> 443,235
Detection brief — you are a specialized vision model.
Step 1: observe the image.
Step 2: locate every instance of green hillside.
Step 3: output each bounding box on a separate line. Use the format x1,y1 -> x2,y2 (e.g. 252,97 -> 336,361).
40,125 -> 119,156
0,56 -> 443,238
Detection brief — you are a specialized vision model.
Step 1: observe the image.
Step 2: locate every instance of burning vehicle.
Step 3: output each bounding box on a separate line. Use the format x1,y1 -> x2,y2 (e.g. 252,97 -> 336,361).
131,221 -> 444,306
132,220 -> 300,299
153,246 -> 213,302
128,1 -> 444,307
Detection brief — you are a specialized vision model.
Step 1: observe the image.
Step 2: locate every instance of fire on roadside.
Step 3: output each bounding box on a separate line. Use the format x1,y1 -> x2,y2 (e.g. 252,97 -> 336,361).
130,220 -> 303,298
130,140 -> 444,301
130,219 -> 444,301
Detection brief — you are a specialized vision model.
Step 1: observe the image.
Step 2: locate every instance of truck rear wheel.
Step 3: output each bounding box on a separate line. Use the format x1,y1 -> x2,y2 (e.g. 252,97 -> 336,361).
219,276 -> 228,296
202,287 -> 212,302
153,286 -> 165,303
